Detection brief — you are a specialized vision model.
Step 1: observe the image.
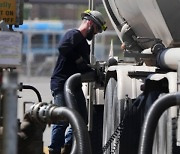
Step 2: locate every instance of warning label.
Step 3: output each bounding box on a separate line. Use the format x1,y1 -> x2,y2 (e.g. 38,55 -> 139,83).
0,0 -> 16,25
0,31 -> 22,67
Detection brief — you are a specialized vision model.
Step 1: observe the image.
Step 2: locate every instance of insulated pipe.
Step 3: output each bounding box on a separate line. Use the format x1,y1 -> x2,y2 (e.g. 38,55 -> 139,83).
157,48 -> 180,71
30,102 -> 92,154
138,93 -> 180,154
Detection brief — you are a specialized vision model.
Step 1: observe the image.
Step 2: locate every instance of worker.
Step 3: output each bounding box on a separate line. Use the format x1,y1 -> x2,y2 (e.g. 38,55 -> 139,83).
48,10 -> 107,154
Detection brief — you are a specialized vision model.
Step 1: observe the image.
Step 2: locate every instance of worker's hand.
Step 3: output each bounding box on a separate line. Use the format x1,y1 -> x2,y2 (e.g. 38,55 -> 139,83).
95,67 -> 105,86
81,70 -> 97,82
76,56 -> 93,73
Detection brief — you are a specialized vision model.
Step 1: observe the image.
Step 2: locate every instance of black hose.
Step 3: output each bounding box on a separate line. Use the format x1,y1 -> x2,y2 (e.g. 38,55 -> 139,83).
52,107 -> 92,154
64,73 -> 90,153
64,73 -> 88,123
30,103 -> 92,154
21,84 -> 42,102
64,73 -> 82,111
138,93 -> 180,154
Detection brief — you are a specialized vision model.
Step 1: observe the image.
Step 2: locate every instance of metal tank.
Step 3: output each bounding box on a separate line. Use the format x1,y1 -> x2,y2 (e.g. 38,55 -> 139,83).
2,1 -> 180,154
103,0 -> 180,48
100,0 -> 180,154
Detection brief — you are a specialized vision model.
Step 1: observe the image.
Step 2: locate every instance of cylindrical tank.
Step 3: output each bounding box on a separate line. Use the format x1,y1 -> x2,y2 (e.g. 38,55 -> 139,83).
103,0 -> 180,48
157,48 -> 180,70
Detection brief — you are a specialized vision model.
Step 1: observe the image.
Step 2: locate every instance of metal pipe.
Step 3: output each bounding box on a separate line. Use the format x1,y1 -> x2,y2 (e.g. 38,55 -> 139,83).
30,102 -> 92,154
2,71 -> 18,154
157,48 -> 180,70
0,69 -> 3,118
19,83 -> 42,102
138,93 -> 180,154
88,0 -> 96,133
26,33 -> 32,79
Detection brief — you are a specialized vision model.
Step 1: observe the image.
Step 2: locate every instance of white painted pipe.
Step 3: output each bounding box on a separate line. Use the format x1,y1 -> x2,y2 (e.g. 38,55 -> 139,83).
157,48 -> 180,70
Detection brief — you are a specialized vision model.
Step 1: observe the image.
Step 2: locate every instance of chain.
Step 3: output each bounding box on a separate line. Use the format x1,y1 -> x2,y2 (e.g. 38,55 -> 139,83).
102,112 -> 126,153
102,96 -> 131,154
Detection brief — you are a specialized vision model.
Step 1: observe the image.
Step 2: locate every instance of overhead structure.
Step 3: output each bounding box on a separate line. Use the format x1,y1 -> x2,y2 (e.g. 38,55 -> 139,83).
24,0 -> 102,5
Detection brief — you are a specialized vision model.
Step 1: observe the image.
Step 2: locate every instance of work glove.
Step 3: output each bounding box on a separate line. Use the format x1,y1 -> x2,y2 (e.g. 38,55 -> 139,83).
75,56 -> 93,73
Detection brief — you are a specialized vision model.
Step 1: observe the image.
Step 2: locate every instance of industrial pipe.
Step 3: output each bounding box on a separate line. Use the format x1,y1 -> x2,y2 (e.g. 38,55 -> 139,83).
138,93 -> 180,154
30,102 -> 92,154
2,71 -> 18,154
19,83 -> 42,102
156,48 -> 180,71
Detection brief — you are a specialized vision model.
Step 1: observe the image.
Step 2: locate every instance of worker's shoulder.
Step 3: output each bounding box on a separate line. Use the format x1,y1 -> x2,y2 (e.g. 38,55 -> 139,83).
65,29 -> 78,35
64,29 -> 85,44
65,29 -> 82,38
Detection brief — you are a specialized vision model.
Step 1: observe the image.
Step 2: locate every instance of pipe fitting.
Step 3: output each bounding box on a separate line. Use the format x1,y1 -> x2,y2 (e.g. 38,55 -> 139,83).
29,102 -> 92,154
156,48 -> 180,70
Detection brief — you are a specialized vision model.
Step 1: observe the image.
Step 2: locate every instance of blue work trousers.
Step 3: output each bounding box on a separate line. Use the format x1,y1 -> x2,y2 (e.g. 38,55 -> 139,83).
49,92 -> 72,152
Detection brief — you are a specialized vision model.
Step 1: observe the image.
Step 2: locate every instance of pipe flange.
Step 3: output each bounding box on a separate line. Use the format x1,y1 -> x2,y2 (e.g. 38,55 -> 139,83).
44,103 -> 57,124
30,102 -> 48,123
